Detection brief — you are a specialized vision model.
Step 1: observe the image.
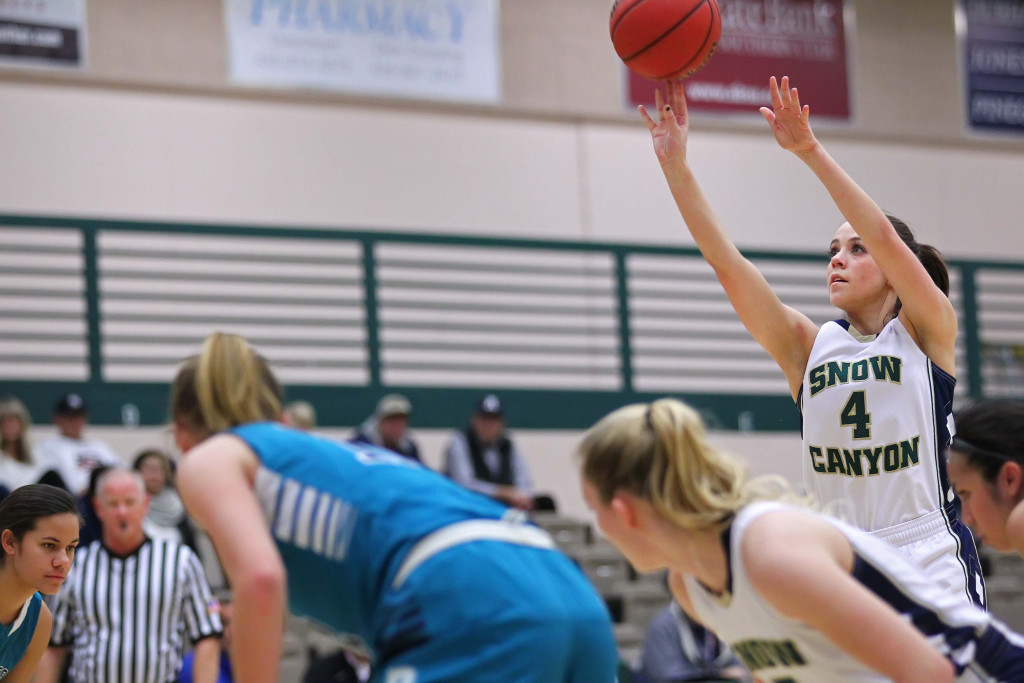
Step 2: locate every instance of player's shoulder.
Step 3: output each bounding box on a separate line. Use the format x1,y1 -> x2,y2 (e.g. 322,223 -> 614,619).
739,505 -> 840,573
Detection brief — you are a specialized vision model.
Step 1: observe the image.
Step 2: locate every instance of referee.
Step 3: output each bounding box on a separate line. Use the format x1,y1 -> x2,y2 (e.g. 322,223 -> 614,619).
35,468 -> 223,683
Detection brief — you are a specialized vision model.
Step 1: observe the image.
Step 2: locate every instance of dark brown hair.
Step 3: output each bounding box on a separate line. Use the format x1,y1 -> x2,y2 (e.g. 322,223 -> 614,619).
886,214 -> 950,316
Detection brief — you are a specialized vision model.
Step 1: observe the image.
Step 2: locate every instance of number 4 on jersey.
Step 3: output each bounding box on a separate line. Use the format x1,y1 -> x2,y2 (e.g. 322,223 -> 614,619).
840,391 -> 871,440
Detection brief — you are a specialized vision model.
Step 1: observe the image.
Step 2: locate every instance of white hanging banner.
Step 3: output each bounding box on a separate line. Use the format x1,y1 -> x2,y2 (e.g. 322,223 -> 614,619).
0,0 -> 86,68
225,0 -> 501,103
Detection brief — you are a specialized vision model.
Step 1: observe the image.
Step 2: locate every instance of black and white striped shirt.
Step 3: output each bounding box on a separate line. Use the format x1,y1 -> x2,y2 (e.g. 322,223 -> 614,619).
51,537 -> 222,683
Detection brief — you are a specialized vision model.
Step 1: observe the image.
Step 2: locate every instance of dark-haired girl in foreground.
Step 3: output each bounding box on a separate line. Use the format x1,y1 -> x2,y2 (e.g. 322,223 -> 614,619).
0,484 -> 80,682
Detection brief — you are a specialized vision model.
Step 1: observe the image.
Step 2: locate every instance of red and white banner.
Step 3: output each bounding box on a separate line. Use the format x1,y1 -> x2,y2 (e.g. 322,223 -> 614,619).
627,0 -> 851,120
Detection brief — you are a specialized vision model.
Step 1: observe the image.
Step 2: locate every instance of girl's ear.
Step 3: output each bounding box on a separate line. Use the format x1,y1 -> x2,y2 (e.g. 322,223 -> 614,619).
1,529 -> 17,556
1000,461 -> 1024,501
610,493 -> 640,529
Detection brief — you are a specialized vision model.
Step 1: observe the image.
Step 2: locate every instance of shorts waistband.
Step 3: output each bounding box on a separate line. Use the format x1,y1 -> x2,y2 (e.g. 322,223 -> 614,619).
868,508 -> 950,547
393,515 -> 556,589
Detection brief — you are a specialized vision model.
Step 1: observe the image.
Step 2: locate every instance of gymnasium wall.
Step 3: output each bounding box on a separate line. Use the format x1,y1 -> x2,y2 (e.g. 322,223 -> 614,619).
2,0 -> 1023,521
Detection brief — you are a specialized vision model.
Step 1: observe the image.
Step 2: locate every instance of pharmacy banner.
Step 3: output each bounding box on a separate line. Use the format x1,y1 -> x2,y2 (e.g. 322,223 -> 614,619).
225,0 -> 501,103
0,0 -> 85,68
962,0 -> 1024,133
627,0 -> 850,120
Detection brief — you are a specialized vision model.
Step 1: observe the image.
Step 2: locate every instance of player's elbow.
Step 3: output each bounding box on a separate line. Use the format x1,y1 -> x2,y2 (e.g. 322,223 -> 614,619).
235,563 -> 286,603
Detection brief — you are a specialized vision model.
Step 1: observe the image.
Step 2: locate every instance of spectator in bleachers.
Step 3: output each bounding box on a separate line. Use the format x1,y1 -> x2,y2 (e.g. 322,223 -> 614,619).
0,396 -> 42,497
443,394 -> 553,511
133,448 -> 197,550
350,394 -> 421,463
634,601 -> 750,683
34,392 -> 121,497
283,400 -> 317,431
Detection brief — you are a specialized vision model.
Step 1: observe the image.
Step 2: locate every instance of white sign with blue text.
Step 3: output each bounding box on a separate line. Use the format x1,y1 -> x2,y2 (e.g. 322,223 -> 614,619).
225,0 -> 501,103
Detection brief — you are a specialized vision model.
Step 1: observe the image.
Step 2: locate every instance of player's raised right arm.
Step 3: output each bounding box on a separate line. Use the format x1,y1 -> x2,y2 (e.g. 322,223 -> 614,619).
640,80 -> 818,398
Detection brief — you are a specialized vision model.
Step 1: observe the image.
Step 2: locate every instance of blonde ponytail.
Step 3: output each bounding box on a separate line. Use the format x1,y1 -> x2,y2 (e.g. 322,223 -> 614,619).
171,332 -> 282,437
579,398 -> 802,532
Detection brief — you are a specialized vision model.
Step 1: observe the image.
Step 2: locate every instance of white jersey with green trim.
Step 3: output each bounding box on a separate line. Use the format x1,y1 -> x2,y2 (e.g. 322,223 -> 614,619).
799,317 -> 955,532
683,502 -> 1024,683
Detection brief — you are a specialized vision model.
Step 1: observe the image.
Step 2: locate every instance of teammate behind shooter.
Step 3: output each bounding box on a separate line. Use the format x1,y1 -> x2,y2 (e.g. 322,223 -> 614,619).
579,398 -> 1024,683
638,75 -> 983,606
947,399 -> 1024,558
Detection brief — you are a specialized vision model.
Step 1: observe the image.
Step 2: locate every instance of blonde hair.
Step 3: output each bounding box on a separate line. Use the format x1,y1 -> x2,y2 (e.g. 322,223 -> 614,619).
579,398 -> 802,532
0,396 -> 33,464
170,333 -> 282,438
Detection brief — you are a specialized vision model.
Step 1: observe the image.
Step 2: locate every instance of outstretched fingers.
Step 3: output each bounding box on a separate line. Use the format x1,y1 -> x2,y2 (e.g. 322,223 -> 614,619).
638,104 -> 657,131
668,79 -> 688,123
769,75 -> 784,110
780,76 -> 794,110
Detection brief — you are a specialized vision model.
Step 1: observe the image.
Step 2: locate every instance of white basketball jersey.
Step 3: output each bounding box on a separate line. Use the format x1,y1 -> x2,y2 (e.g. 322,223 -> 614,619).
800,318 -> 955,531
684,502 -> 1024,683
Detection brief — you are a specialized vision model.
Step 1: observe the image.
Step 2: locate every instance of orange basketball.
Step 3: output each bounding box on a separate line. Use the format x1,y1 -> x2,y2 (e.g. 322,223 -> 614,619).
610,0 -> 722,80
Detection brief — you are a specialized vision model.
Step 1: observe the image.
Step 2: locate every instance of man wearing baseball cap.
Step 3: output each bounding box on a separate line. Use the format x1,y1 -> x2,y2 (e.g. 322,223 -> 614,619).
34,392 -> 122,496
442,394 -> 536,510
350,393 -> 421,462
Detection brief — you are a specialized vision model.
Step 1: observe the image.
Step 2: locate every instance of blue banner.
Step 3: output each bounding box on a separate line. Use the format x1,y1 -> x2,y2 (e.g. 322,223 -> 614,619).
963,0 -> 1024,132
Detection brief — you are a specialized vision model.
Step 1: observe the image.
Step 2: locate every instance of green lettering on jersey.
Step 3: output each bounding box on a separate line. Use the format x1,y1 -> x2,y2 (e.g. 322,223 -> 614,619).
900,436 -> 920,468
827,361 -> 850,387
809,446 -> 826,473
843,449 -> 864,477
826,448 -> 846,475
809,364 -> 827,397
863,446 -> 883,475
851,359 -> 869,381
869,355 -> 902,383
883,443 -> 901,472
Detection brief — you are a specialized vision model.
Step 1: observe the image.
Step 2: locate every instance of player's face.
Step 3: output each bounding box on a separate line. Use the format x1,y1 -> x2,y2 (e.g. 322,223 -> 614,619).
172,420 -> 200,454
827,223 -> 892,311
581,479 -> 661,573
2,513 -> 79,595
947,453 -> 1016,550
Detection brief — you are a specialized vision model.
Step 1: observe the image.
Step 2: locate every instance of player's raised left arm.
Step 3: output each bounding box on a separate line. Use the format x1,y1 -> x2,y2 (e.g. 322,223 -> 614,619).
743,513 -> 954,683
762,76 -> 957,361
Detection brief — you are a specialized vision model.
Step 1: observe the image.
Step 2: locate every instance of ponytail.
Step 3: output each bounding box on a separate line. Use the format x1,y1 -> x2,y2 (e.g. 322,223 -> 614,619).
886,215 -> 949,316
579,398 -> 798,532
171,332 -> 282,438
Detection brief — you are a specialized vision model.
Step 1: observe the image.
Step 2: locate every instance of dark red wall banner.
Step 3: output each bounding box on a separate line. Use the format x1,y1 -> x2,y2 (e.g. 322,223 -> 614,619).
626,0 -> 851,120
